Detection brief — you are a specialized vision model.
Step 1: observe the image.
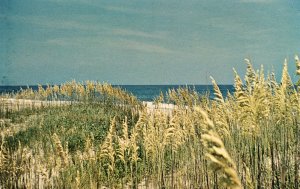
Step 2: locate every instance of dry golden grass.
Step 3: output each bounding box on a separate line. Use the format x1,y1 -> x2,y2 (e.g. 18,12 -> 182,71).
0,56 -> 300,188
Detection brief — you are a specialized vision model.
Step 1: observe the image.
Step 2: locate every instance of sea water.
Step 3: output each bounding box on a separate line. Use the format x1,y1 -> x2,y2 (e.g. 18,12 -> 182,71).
0,85 -> 234,101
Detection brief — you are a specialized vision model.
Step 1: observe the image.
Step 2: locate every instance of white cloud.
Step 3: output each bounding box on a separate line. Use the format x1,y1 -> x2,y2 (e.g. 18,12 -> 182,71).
11,15 -> 104,31
209,16 -> 274,38
240,0 -> 274,3
39,0 -> 94,4
47,39 -> 73,46
109,39 -> 175,54
46,36 -> 103,46
112,29 -> 167,39
103,6 -> 151,15
46,36 -> 175,55
40,1 -> 151,15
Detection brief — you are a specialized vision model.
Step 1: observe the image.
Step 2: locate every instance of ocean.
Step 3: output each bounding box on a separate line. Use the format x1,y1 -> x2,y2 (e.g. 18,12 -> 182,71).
0,85 -> 234,101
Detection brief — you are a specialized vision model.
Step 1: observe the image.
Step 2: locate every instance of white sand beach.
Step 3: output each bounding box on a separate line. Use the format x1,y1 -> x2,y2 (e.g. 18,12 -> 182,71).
0,98 -> 179,115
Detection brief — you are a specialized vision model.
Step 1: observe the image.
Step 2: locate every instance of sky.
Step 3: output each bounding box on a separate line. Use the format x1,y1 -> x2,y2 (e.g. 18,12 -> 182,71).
1,0 -> 300,85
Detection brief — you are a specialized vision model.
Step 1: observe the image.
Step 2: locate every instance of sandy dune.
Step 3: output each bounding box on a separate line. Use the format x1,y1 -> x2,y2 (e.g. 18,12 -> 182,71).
0,98 -> 181,115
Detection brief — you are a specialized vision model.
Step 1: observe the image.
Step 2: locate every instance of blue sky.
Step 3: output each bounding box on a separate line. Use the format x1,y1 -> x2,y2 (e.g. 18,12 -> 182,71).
1,0 -> 300,85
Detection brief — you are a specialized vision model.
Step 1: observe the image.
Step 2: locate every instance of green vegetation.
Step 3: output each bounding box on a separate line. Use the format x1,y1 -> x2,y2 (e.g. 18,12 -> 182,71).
0,56 -> 300,188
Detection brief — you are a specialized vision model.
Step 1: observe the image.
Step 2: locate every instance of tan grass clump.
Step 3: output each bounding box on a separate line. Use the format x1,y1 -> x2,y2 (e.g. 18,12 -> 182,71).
52,133 -> 69,167
195,107 -> 242,189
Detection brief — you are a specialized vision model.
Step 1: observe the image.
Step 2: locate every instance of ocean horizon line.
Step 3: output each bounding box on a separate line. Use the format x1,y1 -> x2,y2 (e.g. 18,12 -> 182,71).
0,84 -> 234,87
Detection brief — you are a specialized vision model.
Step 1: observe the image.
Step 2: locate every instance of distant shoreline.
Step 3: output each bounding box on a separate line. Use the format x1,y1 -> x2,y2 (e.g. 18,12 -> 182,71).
0,98 -> 178,114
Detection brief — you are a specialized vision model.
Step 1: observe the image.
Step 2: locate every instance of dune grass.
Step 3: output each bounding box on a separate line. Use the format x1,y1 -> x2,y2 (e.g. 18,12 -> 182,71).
0,56 -> 300,188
